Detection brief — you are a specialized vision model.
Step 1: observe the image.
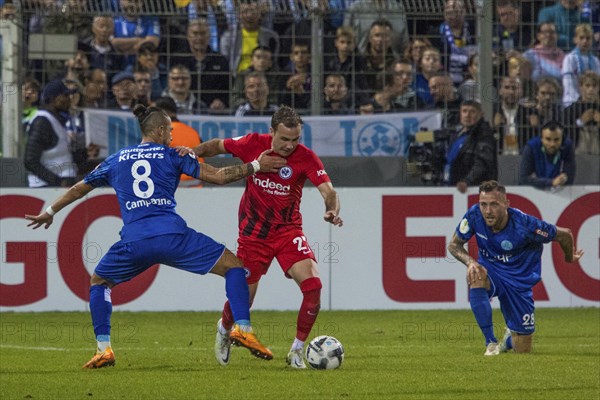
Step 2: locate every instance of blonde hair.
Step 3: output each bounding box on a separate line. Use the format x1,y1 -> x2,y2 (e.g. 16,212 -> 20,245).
575,23 -> 593,37
336,26 -> 355,42
579,70 -> 600,87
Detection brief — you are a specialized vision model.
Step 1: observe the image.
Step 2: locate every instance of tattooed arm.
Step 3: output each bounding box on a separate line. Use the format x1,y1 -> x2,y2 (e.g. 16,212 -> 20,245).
198,149 -> 287,185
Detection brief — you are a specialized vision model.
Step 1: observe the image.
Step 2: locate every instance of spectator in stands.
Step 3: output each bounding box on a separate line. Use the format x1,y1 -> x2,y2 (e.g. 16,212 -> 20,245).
108,71 -> 136,111
562,23 -> 600,107
528,77 -> 564,134
363,19 -> 397,96
111,0 -> 161,67
153,96 -> 205,187
24,79 -> 81,187
493,76 -> 530,155
403,37 -> 432,72
564,70 -> 600,155
323,74 -> 353,115
234,72 -> 279,117
429,73 -> 462,130
220,0 -> 279,76
389,58 -> 425,111
507,55 -> 535,105
279,0 -> 336,71
519,121 -> 575,189
171,19 -> 230,112
28,0 -> 92,38
524,22 -> 565,81
324,26 -> 370,108
133,67 -> 152,106
64,78 -> 100,177
83,68 -> 108,108
458,53 -> 480,103
162,64 -> 206,114
232,46 -> 278,108
126,42 -> 167,101
437,0 -> 476,86
64,50 -> 90,87
22,78 -> 41,134
344,0 -> 408,56
493,0 -> 532,63
185,0 -> 228,53
415,47 -> 442,106
278,42 -> 311,113
443,100 -> 497,193
580,1 -> 600,44
359,75 -> 398,114
538,0 -> 591,51
80,16 -> 126,79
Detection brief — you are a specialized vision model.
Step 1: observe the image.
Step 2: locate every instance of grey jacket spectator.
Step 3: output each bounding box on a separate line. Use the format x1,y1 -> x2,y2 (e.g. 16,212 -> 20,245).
344,0 -> 408,55
24,80 -> 82,187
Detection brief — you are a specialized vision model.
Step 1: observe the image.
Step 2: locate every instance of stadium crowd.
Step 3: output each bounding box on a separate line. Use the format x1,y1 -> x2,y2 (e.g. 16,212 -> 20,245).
2,0 -> 599,188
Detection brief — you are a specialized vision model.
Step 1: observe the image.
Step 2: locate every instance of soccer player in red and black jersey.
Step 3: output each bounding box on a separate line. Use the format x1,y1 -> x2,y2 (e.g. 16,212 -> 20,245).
191,105 -> 343,368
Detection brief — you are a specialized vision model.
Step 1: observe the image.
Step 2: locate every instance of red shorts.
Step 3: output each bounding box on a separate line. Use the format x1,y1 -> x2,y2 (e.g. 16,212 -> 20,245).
237,228 -> 317,284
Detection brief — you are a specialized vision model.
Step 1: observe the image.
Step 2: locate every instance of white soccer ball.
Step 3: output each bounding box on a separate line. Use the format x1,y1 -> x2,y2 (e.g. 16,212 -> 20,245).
305,335 -> 344,370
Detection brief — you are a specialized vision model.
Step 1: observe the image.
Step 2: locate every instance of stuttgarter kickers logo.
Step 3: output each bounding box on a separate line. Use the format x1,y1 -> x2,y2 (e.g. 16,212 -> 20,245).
357,122 -> 402,156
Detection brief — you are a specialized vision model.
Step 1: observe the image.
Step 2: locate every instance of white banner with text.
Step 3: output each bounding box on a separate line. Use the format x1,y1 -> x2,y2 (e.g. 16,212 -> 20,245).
1,186 -> 598,311
84,109 -> 442,158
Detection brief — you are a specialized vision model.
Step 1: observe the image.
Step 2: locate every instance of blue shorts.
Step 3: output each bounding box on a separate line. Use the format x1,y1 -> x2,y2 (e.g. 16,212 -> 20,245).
95,227 -> 226,285
486,267 -> 535,335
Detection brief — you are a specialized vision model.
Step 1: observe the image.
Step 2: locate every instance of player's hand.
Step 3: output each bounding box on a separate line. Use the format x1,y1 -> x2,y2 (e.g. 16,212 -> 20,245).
324,210 -> 343,227
175,146 -> 195,157
25,212 -> 54,230
257,149 -> 286,172
567,248 -> 584,263
466,262 -> 486,286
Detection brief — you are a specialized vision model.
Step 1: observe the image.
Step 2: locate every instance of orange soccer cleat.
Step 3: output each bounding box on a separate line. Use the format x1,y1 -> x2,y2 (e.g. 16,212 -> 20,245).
229,325 -> 273,360
82,347 -> 116,369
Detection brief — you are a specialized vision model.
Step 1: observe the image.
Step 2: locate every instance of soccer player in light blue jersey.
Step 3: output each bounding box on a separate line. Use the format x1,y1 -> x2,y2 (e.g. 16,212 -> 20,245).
25,104 -> 286,368
448,180 -> 584,355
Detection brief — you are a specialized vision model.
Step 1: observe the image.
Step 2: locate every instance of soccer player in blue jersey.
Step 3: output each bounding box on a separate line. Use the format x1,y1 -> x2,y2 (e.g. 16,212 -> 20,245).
25,104 -> 286,369
448,180 -> 584,356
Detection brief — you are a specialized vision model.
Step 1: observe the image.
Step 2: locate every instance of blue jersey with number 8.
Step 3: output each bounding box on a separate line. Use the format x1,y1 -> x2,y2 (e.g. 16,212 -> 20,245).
84,142 -> 200,242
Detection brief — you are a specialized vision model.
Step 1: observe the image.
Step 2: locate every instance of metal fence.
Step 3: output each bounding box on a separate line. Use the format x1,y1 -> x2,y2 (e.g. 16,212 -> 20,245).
1,0 -> 597,160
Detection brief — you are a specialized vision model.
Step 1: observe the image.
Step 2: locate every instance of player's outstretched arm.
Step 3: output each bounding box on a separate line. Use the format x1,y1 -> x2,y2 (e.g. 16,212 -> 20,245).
192,139 -> 228,158
199,150 -> 286,185
25,180 -> 94,229
318,182 -> 343,227
554,227 -> 584,262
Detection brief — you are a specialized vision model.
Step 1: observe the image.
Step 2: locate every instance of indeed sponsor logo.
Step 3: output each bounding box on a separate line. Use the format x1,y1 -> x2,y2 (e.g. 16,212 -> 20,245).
252,176 -> 290,192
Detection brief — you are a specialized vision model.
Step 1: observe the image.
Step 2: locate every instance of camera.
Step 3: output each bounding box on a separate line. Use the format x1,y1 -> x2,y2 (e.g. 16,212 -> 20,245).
407,129 -> 453,185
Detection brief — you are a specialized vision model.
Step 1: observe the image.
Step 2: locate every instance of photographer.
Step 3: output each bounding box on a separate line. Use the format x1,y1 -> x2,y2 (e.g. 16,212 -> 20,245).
443,101 -> 498,193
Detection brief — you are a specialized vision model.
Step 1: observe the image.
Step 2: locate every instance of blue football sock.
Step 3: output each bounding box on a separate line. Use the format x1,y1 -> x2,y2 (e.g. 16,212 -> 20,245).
224,268 -> 250,324
469,288 -> 497,345
89,285 -> 112,340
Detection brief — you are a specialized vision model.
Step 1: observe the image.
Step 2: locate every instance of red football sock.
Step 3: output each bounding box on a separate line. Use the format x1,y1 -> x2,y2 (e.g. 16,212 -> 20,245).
296,277 -> 322,341
221,299 -> 254,331
221,301 -> 234,331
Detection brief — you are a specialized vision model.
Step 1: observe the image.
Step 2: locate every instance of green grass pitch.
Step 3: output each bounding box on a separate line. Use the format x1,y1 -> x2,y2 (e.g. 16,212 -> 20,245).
1,308 -> 598,399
